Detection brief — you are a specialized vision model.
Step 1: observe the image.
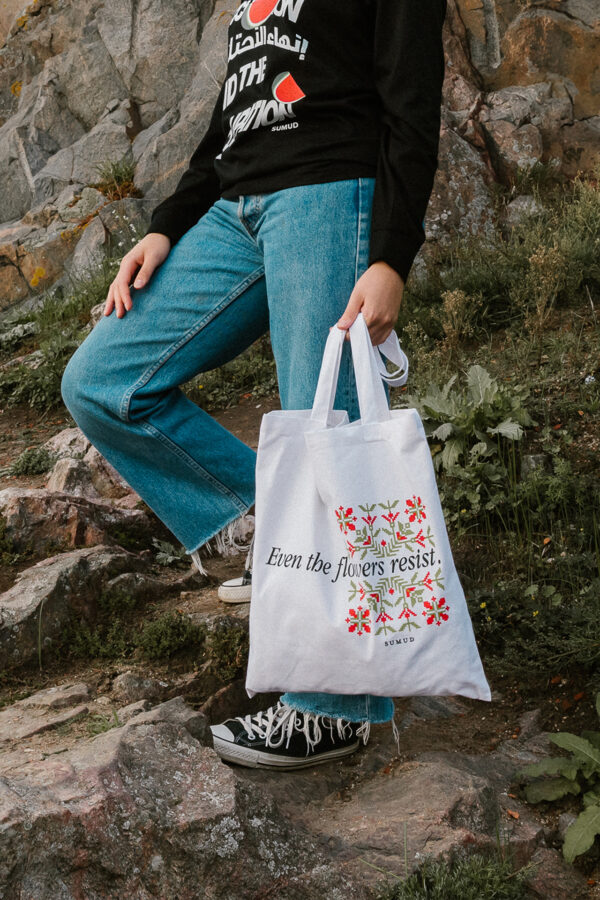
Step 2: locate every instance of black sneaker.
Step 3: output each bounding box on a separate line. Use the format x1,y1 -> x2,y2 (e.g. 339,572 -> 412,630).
209,700 -> 369,769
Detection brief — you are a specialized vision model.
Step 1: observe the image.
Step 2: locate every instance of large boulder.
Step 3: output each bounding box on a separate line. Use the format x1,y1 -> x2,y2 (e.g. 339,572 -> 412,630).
0,486 -> 151,554
0,544 -> 148,668
0,702 -> 363,900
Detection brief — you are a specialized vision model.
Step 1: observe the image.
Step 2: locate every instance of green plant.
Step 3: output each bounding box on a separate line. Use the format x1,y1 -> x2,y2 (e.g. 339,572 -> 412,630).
92,158 -> 140,201
135,611 -> 206,660
373,850 -> 530,899
206,625 -> 250,680
0,257 -> 121,411
151,538 -> 189,566
517,691 -> 600,863
402,364 -> 534,474
9,446 -> 57,476
86,709 -> 122,736
401,166 -> 600,335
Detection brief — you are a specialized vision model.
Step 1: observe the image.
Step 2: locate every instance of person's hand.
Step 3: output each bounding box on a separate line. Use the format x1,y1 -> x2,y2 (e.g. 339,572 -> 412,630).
104,233 -> 171,318
335,260 -> 404,345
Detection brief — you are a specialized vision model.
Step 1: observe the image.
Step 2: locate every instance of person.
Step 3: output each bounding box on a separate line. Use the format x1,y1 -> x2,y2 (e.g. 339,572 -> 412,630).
61,0 -> 447,770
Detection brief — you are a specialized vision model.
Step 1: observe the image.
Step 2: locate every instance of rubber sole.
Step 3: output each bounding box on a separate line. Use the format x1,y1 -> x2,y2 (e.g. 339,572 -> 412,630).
217,578 -> 252,604
211,735 -> 360,769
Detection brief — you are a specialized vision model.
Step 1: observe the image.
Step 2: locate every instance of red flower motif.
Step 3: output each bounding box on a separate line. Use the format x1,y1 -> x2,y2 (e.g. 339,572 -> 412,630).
398,606 -> 416,620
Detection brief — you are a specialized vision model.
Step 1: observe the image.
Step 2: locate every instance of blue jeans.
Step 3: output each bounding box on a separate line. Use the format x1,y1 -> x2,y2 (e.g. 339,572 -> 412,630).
61,176 -> 394,725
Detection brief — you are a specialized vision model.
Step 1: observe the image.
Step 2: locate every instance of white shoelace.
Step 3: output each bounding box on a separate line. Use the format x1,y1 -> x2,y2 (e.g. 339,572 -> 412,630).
233,701 -> 367,754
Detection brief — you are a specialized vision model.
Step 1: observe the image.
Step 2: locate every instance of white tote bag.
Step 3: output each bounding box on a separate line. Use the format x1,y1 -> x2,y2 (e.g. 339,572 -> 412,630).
246,312 -> 491,702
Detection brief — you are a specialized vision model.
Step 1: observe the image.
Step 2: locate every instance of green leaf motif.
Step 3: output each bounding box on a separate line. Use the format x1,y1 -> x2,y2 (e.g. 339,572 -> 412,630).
550,733 -> 600,772
563,804 -> 600,863
525,777 -> 581,804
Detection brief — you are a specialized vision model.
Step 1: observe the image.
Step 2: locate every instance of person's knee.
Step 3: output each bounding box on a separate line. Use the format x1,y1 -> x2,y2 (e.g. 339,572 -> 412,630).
61,348 -> 86,420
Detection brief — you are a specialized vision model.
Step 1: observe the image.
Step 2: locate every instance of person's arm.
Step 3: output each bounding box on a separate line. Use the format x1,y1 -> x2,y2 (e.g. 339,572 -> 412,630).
367,0 -> 447,285
144,80 -> 226,246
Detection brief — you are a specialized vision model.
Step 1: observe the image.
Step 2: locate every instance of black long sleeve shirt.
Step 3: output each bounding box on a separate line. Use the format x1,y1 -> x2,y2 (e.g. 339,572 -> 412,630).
145,0 -> 447,284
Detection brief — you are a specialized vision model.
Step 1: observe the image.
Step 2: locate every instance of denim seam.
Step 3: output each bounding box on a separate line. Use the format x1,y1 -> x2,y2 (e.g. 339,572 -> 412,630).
119,264 -> 265,421
138,418 -> 253,513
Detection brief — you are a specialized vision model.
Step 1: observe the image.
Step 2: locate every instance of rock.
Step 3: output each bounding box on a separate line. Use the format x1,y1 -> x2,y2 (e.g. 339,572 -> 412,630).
0,708 -> 355,899
46,443 -> 138,502
126,695 -> 211,745
134,0 -> 229,204
42,426 -> 91,460
19,681 -> 90,710
482,119 -> 544,179
0,348 -> 43,370
0,0 -> 25,46
111,671 -> 167,704
115,699 -> 152,723
516,708 -> 543,741
525,845 -> 588,899
424,123 -> 496,248
0,699 -> 89,745
490,7 -> 600,120
481,82 -> 573,134
0,486 -> 151,555
558,811 -> 578,840
504,195 -> 545,228
59,187 -> 106,223
0,319 -> 38,348
65,215 -> 107,280
0,544 -> 146,669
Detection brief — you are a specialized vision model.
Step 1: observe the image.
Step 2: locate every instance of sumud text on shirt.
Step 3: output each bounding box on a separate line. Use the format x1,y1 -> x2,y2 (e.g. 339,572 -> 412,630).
145,0 -> 447,285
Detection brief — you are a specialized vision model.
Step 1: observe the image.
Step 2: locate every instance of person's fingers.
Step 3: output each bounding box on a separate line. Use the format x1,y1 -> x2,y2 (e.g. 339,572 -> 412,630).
132,255 -> 158,290
113,283 -> 127,318
104,283 -> 115,316
336,289 -> 365,341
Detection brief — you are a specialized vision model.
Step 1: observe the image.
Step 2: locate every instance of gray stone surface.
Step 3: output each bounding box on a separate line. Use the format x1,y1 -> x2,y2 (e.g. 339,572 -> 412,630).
0,544 -> 147,669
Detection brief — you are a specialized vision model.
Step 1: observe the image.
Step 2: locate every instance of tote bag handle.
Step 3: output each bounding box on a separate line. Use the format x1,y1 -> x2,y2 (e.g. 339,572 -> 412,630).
311,312 -> 409,426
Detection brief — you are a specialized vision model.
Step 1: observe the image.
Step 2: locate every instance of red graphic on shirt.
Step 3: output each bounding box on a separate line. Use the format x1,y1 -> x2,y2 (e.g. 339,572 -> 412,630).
242,0 -> 279,28
272,71 -> 305,103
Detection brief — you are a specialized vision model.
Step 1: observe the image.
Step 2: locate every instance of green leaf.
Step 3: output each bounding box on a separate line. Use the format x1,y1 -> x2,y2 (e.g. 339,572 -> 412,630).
441,437 -> 463,471
550,733 -> 600,771
563,805 -> 600,863
524,777 -> 581,803
583,789 -> 600,808
431,422 -> 454,441
596,691 -> 600,722
467,365 -> 497,406
441,372 -> 457,399
581,731 -> 600,750
487,419 -> 524,440
470,440 -> 494,460
517,757 -> 579,781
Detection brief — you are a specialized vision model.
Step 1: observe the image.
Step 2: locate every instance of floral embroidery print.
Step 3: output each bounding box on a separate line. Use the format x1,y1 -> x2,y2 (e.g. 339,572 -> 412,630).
334,497 -> 449,637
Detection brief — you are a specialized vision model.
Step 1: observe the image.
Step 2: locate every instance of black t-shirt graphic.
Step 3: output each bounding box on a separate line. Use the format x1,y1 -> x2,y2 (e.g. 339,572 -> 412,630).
146,0 -> 447,285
